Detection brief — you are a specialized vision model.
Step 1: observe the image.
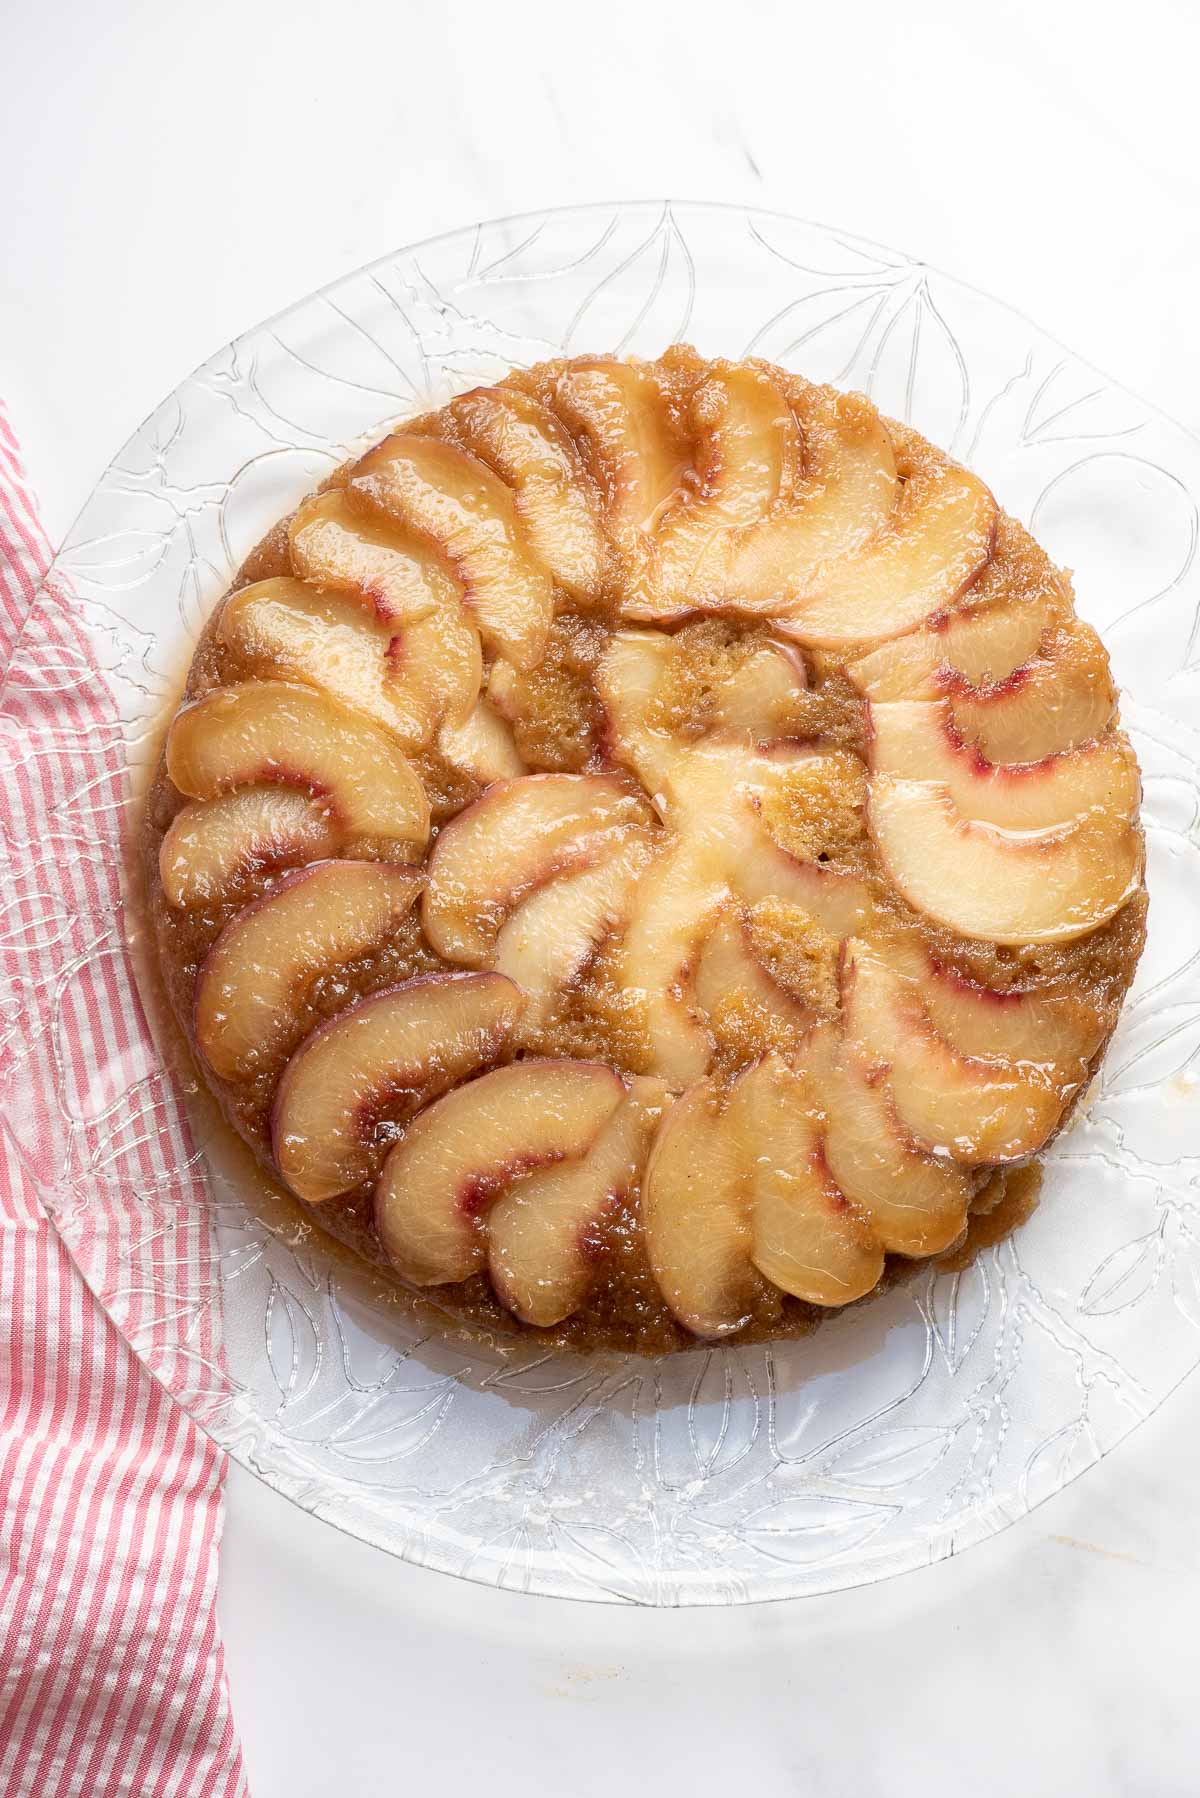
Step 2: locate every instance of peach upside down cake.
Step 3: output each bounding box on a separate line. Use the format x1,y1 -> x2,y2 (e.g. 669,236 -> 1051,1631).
144,347 -> 1146,1354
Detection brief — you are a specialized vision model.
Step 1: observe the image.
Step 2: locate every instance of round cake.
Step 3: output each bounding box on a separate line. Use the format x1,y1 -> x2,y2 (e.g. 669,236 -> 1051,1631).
144,347 -> 1147,1354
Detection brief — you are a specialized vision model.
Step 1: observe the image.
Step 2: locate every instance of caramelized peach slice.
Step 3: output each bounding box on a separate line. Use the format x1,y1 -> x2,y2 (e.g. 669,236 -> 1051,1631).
774,456 -> 997,648
437,698 -> 527,784
424,773 -> 653,964
685,388 -> 898,613
349,435 -> 555,669
841,938 -> 1068,1162
732,1056 -> 884,1307
847,595 -> 1053,700
940,619 -> 1118,763
272,972 -> 524,1203
487,1077 -> 671,1326
617,836 -> 726,1083
711,640 -> 807,736
595,629 -> 678,795
822,1050 -> 970,1258
553,358 -> 685,534
374,1059 -> 625,1286
868,700 -> 1140,831
218,578 -> 482,750
642,1080 -> 759,1337
194,862 -> 421,1081
441,385 -> 607,597
495,830 -> 654,1026
869,774 -> 1143,945
288,490 -> 454,624
158,789 -> 339,908
878,935 -> 1106,1074
650,365 -> 800,604
166,680 -> 430,849
693,905 -> 812,1051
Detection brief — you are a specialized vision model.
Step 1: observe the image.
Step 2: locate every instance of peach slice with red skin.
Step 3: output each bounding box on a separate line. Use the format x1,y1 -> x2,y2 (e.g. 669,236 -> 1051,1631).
487,1077 -> 671,1327
349,434 -> 555,670
869,774 -> 1143,946
158,789 -> 339,908
288,490 -> 454,624
938,619 -> 1117,764
867,699 -> 1140,831
436,384 -> 607,598
423,772 -> 654,965
732,1055 -> 884,1307
272,972 -> 525,1203
821,1049 -> 970,1259
194,861 -> 421,1081
641,1079 -> 761,1338
878,934 -> 1107,1074
166,680 -> 430,850
495,830 -> 654,1027
374,1059 -> 625,1286
846,594 -> 1053,701
218,578 -> 482,751
840,938 -> 1070,1162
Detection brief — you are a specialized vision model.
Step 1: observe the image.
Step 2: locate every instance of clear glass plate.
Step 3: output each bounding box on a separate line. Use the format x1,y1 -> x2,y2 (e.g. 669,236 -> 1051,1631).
9,201 -> 1200,1604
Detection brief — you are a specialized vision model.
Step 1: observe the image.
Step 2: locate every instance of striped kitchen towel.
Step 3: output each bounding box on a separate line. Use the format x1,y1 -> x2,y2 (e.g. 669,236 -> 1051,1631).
0,399 -> 248,1798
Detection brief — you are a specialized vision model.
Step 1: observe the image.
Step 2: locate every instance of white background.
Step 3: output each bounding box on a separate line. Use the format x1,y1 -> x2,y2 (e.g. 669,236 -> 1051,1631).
6,2 -> 1200,1791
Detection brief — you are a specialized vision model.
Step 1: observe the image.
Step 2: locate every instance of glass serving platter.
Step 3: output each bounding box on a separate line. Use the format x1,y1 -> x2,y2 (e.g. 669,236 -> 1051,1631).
7,201 -> 1200,1604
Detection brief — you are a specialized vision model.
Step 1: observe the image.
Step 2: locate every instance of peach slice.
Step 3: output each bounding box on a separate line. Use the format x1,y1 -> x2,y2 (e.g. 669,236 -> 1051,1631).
840,938 -> 1068,1162
495,830 -> 654,1026
711,640 -> 808,737
374,1059 -> 625,1286
487,1076 -> 671,1326
773,456 -> 997,648
441,385 -> 607,597
821,1050 -> 970,1258
194,861 -> 421,1081
869,774 -> 1143,945
218,578 -> 482,750
684,388 -> 898,613
617,836 -> 726,1083
288,490 -> 454,624
732,1056 -> 884,1307
165,680 -> 430,849
878,935 -> 1106,1074
423,772 -> 653,964
693,906 -> 812,1049
553,358 -> 686,535
595,629 -> 677,796
734,836 -> 873,940
437,698 -> 527,784
846,595 -> 1053,701
272,972 -> 524,1203
158,789 -> 339,908
939,619 -> 1118,764
349,434 -> 555,669
650,365 -> 800,603
867,700 -> 1140,831
641,1079 -> 759,1337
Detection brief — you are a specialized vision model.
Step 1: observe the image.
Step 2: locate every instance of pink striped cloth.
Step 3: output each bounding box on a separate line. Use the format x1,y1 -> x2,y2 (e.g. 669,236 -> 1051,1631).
0,402 -> 248,1797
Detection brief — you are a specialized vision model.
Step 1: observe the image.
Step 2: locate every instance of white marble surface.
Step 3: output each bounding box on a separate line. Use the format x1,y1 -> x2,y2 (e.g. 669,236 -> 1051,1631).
5,1 -> 1200,1791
